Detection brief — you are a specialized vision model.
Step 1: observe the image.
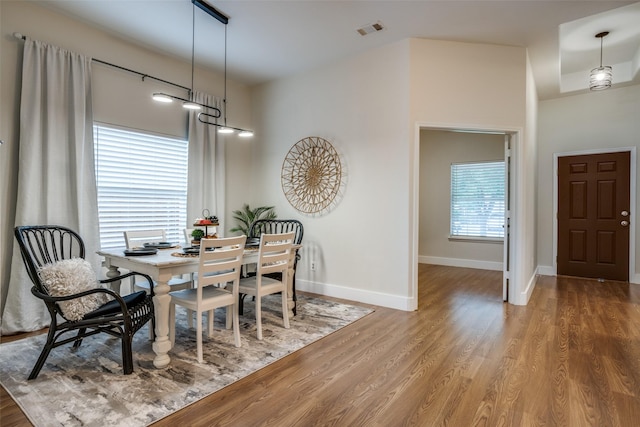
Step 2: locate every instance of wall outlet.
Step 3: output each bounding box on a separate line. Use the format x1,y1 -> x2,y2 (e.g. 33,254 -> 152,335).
311,261 -> 316,271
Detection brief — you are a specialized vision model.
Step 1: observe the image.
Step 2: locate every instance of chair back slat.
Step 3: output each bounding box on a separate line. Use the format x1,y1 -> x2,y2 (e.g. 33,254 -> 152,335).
14,225 -> 85,294
250,219 -> 303,245
257,232 -> 295,277
123,229 -> 167,249
198,236 -> 246,294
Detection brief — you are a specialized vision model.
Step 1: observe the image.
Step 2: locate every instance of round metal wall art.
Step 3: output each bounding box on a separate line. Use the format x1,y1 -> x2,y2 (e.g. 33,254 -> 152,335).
281,136 -> 344,215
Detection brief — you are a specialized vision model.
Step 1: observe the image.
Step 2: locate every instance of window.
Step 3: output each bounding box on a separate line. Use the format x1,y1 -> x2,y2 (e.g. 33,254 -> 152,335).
94,124 -> 188,249
450,161 -> 505,239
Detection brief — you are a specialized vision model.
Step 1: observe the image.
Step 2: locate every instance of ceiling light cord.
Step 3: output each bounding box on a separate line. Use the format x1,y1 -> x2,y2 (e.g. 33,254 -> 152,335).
223,24 -> 228,127
191,3 -> 195,101
599,35 -> 604,67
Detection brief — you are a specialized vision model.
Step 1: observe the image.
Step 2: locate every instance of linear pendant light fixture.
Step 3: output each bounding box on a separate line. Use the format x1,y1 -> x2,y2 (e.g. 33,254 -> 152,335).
153,0 -> 253,137
589,31 -> 612,91
152,2 -> 221,116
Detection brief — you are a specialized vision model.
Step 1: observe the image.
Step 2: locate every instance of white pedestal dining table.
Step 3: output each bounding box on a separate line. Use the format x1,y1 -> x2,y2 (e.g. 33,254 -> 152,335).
97,245 -> 299,369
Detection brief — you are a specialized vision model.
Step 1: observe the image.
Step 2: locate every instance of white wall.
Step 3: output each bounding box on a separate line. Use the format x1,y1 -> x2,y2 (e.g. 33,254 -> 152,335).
251,37 -> 532,310
0,1 -> 253,316
409,38 -> 533,305
537,85 -> 640,283
419,130 -> 504,270
251,40 -> 413,310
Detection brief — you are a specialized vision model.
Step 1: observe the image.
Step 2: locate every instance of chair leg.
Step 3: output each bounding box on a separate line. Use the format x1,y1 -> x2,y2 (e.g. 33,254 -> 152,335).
150,313 -> 156,340
207,309 -> 214,337
72,328 -> 86,349
281,289 -> 290,329
292,270 -> 297,316
196,310 -> 203,363
225,305 -> 232,329
256,296 -> 262,340
187,308 -> 194,329
238,293 -> 246,315
232,303 -> 241,347
169,303 -> 176,347
28,328 -> 57,380
121,335 -> 134,375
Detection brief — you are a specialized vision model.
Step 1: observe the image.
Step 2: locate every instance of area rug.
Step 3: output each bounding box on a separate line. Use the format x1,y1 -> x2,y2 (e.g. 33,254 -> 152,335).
0,294 -> 373,427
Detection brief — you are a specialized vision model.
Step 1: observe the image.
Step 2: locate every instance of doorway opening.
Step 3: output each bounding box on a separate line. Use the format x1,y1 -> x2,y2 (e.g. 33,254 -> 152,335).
411,124 -> 520,309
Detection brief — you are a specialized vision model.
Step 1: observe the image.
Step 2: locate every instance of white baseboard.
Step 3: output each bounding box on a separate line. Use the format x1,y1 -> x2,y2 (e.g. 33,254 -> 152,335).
418,255 -> 503,271
537,265 -> 640,285
296,279 -> 415,311
537,265 -> 555,276
511,267 -> 538,306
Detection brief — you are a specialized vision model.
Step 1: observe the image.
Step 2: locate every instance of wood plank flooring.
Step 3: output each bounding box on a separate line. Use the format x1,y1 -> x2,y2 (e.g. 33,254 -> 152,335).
2,264 -> 640,426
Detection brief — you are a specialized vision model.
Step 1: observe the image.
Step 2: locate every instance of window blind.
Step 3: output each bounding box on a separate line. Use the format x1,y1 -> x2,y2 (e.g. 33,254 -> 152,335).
450,161 -> 505,239
94,124 -> 188,249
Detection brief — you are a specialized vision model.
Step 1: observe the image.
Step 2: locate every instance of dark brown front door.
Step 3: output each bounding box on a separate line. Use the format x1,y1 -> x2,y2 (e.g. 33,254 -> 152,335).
557,151 -> 630,281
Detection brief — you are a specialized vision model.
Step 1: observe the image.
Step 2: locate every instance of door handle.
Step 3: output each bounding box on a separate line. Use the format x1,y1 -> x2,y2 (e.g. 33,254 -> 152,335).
621,210 -> 629,217
621,220 -> 629,227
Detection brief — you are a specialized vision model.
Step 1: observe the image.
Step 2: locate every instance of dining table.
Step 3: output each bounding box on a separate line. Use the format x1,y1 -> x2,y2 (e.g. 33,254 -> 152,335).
97,243 -> 299,368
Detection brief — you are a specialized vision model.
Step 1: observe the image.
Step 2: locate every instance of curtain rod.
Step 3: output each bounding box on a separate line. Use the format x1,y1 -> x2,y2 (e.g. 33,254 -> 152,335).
13,32 -> 191,93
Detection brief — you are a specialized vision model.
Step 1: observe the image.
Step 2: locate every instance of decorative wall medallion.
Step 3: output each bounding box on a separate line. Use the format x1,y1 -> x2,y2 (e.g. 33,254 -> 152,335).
281,136 -> 344,215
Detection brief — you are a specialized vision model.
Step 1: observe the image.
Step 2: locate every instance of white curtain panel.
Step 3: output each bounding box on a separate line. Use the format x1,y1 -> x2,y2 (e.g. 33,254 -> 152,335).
1,39 -> 99,334
187,92 -> 226,234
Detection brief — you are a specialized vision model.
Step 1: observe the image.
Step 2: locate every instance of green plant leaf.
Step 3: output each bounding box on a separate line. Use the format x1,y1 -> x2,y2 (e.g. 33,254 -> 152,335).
229,204 -> 277,235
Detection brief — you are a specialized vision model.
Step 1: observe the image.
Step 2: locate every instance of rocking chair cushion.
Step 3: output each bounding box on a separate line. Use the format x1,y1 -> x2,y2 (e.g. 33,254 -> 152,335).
38,258 -> 111,321
84,291 -> 148,319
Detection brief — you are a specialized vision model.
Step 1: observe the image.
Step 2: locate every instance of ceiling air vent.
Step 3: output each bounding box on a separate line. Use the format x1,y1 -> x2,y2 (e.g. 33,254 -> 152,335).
357,21 -> 385,36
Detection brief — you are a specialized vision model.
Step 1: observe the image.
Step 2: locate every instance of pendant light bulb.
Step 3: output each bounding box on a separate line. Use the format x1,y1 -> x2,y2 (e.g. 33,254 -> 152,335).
217,127 -> 234,134
182,102 -> 201,110
153,93 -> 174,103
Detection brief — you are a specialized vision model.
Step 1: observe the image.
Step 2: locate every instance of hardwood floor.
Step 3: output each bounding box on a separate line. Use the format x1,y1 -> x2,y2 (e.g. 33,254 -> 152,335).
2,264 -> 640,426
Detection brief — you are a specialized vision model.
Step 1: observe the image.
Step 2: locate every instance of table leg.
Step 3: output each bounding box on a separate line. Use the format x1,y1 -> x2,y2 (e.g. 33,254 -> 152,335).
286,267 -> 295,318
105,265 -> 122,294
152,275 -> 172,368
286,249 -> 298,318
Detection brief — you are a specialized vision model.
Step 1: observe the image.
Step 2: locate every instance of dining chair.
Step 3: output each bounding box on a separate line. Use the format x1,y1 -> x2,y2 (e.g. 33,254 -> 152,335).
238,231 -> 295,340
14,225 -> 155,379
244,219 -> 303,315
184,228 -> 195,246
123,229 -> 192,294
169,235 -> 246,363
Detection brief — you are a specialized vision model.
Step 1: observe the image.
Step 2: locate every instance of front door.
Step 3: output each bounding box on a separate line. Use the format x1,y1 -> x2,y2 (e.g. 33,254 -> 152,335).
557,151 -> 630,281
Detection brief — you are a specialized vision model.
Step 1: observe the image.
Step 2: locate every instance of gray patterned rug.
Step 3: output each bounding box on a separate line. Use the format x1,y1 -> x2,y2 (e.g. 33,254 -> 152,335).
0,294 -> 373,426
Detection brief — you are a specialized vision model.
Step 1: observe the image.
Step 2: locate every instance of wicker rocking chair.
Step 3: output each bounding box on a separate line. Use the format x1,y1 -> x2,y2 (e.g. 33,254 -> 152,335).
14,225 -> 155,380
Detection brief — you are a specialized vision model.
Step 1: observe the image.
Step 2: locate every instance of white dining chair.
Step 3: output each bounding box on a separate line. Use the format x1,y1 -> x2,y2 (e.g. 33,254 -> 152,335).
238,231 -> 294,340
124,229 -> 168,250
124,229 -> 194,335
184,228 -> 195,246
123,229 -> 192,293
169,235 -> 246,363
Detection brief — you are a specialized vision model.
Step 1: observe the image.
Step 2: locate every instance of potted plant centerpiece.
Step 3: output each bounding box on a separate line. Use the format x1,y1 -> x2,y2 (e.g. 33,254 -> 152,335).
190,228 -> 205,246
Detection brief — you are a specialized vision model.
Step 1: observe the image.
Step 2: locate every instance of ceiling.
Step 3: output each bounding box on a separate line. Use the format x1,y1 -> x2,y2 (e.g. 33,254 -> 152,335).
32,0 -> 640,100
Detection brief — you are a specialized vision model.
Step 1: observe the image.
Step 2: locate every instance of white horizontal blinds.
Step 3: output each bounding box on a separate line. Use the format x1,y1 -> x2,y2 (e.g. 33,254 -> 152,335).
94,124 -> 188,249
450,161 -> 505,239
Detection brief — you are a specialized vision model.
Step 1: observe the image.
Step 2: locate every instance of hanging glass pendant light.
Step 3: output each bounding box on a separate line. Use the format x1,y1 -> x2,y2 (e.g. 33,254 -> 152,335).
589,31 -> 612,91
